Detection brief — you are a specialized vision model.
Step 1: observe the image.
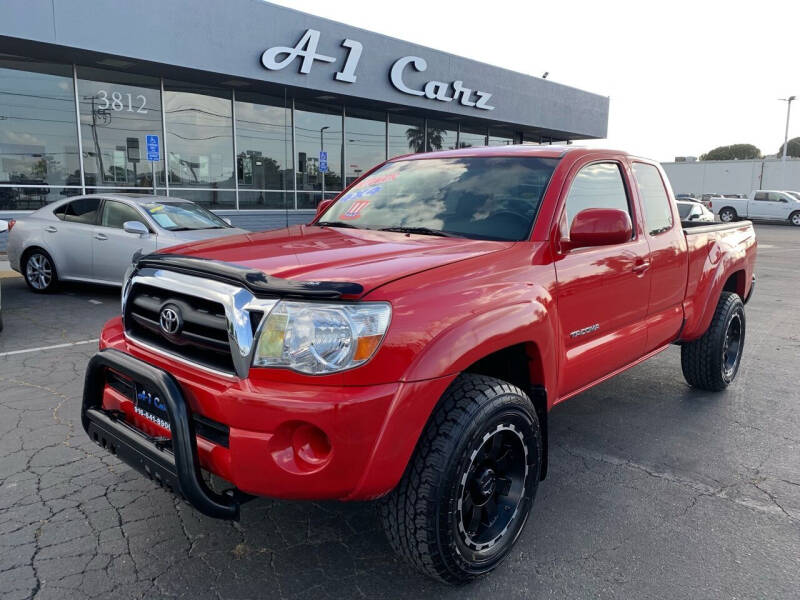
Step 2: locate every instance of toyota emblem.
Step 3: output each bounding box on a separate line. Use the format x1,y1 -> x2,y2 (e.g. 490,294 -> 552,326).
159,305 -> 182,335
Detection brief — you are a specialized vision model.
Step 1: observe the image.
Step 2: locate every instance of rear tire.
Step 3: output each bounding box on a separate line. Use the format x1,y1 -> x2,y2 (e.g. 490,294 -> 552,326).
379,374 -> 542,584
681,291 -> 745,391
790,211 -> 800,227
23,249 -> 59,293
718,207 -> 737,223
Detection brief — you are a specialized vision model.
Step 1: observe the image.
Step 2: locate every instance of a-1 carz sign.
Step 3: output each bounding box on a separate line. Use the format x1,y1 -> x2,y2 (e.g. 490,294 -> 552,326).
260,29 -> 495,111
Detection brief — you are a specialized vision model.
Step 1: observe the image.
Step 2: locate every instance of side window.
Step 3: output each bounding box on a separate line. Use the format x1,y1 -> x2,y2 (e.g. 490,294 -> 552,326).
632,162 -> 673,235
564,162 -> 631,231
768,192 -> 784,202
52,204 -> 68,221
100,200 -> 145,229
754,191 -> 768,201
63,198 -> 101,224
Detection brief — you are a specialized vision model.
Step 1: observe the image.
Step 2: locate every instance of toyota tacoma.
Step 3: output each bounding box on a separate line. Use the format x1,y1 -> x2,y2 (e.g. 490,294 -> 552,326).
82,146 -> 756,583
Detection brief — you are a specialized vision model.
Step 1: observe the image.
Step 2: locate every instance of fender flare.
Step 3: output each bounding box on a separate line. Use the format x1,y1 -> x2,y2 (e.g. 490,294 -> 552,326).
348,298 -> 557,499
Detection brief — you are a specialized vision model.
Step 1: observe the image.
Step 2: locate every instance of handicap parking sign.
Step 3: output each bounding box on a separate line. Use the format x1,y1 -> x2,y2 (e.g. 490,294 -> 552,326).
146,135 -> 160,161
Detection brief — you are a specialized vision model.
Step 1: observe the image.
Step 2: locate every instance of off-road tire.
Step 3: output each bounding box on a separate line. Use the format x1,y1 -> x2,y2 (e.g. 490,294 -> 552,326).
379,374 -> 542,584
681,291 -> 745,391
718,207 -> 737,223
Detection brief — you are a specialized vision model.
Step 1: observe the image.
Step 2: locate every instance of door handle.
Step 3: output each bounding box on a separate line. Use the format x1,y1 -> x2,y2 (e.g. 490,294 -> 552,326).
45,226 -> 57,233
94,233 -> 108,241
632,260 -> 651,274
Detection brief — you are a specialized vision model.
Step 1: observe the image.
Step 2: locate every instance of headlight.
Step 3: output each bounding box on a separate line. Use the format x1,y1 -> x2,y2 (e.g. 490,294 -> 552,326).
252,301 -> 391,374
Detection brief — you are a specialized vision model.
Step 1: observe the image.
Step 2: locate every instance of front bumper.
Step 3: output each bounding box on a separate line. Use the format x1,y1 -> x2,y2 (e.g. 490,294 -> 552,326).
87,318 -> 452,510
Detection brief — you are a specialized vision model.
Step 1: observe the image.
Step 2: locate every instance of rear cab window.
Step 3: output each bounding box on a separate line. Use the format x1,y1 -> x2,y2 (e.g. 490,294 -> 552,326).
632,162 -> 673,235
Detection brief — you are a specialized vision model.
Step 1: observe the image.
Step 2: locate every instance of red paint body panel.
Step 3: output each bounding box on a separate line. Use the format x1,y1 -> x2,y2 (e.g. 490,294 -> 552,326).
96,146 -> 757,501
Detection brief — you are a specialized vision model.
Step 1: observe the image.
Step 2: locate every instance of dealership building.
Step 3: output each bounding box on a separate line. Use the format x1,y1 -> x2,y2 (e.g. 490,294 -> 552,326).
0,0 -> 608,232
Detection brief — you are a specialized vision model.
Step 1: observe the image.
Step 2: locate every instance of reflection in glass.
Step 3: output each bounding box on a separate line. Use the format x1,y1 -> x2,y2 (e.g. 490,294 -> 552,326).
0,186 -> 81,210
295,102 -> 343,201
425,120 -> 458,152
388,113 -> 425,158
77,67 -> 164,188
163,81 -> 234,193
345,108 -> 386,186
168,188 -> 236,209
235,91 -> 292,209
321,157 -> 558,241
0,55 -> 80,187
489,127 -> 517,146
458,126 -> 488,148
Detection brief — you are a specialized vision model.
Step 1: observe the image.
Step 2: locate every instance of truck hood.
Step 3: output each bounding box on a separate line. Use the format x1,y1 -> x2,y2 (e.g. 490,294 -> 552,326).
160,224 -> 513,296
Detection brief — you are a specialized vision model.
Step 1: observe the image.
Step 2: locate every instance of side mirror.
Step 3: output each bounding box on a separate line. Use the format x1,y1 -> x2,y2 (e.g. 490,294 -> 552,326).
568,208 -> 632,249
222,217 -> 233,225
315,198 -> 334,220
123,221 -> 149,236
0,220 -> 7,233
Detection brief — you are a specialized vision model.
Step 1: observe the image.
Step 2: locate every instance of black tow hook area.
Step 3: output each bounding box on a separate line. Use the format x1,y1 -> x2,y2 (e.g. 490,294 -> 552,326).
82,348 -> 240,520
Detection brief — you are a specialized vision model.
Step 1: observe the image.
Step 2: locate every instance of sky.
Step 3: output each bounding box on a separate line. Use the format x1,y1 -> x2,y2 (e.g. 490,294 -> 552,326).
269,0 -> 800,162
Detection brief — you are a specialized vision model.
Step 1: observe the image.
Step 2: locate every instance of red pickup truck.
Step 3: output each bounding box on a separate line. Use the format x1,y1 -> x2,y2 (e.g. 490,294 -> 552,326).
82,146 -> 756,583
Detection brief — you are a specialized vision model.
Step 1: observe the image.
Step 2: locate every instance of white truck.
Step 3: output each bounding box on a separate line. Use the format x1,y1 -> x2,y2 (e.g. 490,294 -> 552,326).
715,190 -> 800,226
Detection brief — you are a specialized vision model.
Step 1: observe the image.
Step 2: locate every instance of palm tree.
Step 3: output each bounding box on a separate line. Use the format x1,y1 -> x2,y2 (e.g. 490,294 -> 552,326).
406,126 -> 447,153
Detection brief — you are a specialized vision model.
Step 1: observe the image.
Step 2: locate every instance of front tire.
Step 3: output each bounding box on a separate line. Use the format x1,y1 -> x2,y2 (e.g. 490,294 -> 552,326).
718,207 -> 737,223
379,374 -> 541,584
23,249 -> 59,293
681,291 -> 745,391
790,211 -> 800,227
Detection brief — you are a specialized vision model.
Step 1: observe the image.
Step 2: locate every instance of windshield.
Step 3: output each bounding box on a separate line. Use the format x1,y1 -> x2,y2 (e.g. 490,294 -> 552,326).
786,191 -> 800,201
143,201 -> 230,231
677,203 -> 693,219
317,157 -> 559,241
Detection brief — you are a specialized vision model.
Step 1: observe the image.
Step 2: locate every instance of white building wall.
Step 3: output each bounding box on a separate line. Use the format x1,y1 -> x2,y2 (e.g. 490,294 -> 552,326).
662,158 -> 800,196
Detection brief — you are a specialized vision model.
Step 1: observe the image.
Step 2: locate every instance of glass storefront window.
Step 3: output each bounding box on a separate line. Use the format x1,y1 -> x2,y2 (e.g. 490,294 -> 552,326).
0,187 -> 81,210
345,107 -> 386,186
425,119 -> 458,152
235,91 -> 292,208
295,101 -> 343,205
168,188 -> 236,209
388,113 -> 425,158
489,127 -> 518,146
163,81 -> 235,200
0,55 -> 80,189
458,125 -> 488,149
76,66 -> 164,189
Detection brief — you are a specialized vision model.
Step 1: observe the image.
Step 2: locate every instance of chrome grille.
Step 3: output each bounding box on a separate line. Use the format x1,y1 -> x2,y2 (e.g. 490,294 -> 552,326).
122,268 -> 278,378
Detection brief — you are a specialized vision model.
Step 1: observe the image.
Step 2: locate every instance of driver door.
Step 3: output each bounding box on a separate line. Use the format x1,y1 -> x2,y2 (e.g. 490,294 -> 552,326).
553,160 -> 651,398
91,199 -> 157,284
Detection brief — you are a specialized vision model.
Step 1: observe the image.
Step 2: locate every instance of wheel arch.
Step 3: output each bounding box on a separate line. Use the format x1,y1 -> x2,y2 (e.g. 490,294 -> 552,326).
348,302 -> 558,499
20,244 -> 60,277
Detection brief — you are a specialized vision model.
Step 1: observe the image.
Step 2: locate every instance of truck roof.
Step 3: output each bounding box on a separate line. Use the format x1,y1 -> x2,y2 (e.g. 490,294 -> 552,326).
392,144 -> 640,161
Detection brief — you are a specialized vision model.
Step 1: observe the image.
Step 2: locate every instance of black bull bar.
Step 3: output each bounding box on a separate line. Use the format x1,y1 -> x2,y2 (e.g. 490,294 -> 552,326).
81,348 -> 241,519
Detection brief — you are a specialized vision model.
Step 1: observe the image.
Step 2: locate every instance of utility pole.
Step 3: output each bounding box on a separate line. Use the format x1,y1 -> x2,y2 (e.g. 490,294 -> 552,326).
780,96 -> 795,162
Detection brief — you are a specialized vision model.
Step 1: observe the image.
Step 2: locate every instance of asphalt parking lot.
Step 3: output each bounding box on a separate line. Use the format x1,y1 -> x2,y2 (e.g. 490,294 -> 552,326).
0,223 -> 798,600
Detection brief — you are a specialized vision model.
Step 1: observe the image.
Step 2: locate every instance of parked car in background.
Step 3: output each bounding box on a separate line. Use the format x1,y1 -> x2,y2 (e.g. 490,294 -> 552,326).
0,219 -> 6,331
677,200 -> 715,223
6,194 -> 249,292
714,190 -> 800,226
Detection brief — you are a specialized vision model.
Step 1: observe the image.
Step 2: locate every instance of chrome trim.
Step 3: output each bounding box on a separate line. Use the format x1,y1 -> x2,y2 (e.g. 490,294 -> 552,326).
122,268 -> 278,379
124,334 -> 239,380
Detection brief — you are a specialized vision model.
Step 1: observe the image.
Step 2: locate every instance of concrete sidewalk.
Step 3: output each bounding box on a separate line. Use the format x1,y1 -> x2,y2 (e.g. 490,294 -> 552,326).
0,259 -> 18,278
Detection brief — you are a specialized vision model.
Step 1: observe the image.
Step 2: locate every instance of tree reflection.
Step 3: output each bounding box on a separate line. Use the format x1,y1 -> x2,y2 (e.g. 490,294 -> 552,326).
406,126 -> 446,153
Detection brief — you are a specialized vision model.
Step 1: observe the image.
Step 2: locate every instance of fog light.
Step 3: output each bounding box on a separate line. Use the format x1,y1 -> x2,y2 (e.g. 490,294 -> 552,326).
292,423 -> 332,467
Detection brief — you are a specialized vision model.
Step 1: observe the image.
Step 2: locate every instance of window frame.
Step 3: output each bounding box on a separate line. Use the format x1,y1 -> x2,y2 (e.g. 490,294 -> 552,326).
558,159 -> 637,245
631,161 -> 675,237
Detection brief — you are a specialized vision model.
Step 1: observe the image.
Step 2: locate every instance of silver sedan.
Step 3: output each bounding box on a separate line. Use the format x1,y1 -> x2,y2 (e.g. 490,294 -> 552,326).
7,194 -> 248,292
